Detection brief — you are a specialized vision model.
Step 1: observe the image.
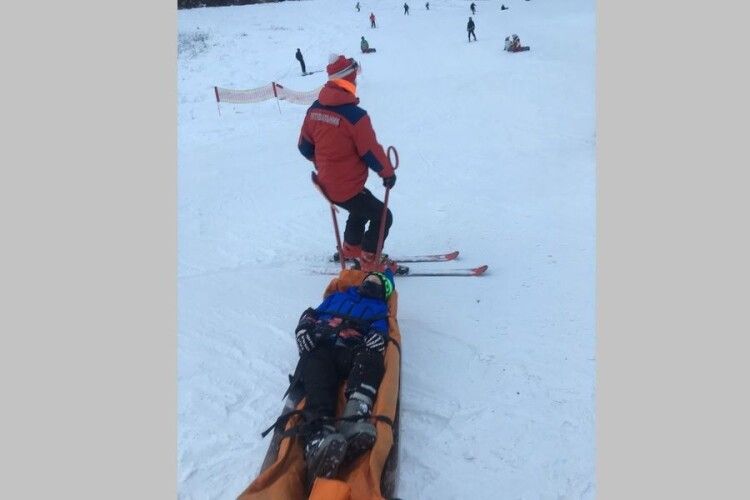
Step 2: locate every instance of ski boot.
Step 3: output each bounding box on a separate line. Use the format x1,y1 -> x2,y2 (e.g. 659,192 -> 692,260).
333,243 -> 382,263
304,424 -> 348,483
337,392 -> 377,462
356,252 -> 409,275
357,251 -> 381,272
336,242 -> 362,262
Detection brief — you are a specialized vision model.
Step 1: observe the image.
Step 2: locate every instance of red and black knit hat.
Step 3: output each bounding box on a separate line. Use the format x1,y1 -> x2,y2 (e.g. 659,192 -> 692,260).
326,54 -> 359,82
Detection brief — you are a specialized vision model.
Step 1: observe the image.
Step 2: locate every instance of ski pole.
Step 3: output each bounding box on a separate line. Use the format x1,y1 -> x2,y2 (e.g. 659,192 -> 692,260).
374,146 -> 399,265
311,171 -> 346,271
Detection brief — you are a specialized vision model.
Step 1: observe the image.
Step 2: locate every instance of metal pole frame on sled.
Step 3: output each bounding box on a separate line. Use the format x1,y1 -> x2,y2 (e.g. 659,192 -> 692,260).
311,171 -> 346,271
374,146 -> 399,265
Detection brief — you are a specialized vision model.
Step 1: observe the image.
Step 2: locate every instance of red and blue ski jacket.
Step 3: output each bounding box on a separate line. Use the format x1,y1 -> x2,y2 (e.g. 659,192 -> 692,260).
298,81 -> 394,203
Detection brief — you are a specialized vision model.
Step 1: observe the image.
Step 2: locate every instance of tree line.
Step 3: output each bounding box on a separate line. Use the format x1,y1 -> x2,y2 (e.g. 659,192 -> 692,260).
178,0 -> 292,10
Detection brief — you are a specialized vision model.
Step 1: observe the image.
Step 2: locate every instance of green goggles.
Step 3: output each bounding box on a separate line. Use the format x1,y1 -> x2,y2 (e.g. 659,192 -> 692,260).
369,272 -> 393,299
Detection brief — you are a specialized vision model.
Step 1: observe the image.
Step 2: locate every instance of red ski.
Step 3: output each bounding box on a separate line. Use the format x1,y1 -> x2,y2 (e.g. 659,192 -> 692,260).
331,250 -> 459,263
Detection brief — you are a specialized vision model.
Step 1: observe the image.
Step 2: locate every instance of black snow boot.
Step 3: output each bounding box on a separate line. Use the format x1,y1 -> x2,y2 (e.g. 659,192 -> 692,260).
338,392 -> 377,462
304,424 -> 348,482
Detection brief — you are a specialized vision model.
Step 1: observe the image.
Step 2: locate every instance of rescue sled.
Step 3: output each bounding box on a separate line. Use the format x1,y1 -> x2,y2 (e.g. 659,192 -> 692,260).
237,268 -> 402,500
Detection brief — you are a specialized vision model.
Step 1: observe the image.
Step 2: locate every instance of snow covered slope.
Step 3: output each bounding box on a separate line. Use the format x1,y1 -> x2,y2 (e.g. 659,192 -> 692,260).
178,0 -> 595,498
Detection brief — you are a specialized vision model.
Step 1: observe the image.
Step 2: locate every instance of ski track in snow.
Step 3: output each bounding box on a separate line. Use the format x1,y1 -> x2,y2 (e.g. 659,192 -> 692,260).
179,1 -> 595,498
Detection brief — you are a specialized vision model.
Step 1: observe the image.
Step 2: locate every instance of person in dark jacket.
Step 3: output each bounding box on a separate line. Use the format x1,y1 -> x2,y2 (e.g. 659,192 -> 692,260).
470,2 -> 476,15
295,48 -> 306,75
356,1 -> 360,11
426,2 -> 430,9
361,36 -> 377,53
467,17 -> 477,42
501,4 -> 508,10
298,55 -> 396,272
295,270 -> 396,479
404,2 -> 410,15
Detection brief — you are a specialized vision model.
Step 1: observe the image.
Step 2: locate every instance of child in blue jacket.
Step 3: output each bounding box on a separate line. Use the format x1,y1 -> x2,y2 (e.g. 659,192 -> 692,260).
294,270 -> 394,480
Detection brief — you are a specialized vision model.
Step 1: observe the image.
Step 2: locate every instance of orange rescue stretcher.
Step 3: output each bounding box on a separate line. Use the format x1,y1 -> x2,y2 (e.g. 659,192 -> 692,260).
237,269 -> 402,500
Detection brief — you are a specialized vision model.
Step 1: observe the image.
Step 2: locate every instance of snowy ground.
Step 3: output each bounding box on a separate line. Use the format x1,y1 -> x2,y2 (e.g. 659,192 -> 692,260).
178,0 -> 595,498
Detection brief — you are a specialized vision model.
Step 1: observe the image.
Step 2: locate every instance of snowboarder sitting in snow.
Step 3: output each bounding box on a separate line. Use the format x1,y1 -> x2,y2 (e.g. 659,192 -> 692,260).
501,4 -> 509,11
504,34 -> 530,52
295,270 -> 395,480
298,54 -> 397,272
360,36 -> 376,53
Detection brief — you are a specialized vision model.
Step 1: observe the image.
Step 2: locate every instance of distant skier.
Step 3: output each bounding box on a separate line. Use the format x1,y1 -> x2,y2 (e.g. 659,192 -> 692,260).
467,17 -> 477,42
370,12 -> 377,28
295,48 -> 307,75
293,270 -> 396,480
501,4 -> 508,10
356,1 -> 360,12
504,34 -> 530,52
404,2 -> 410,15
361,36 -> 377,53
470,2 -> 476,15
298,54 -> 397,271
426,2 -> 430,10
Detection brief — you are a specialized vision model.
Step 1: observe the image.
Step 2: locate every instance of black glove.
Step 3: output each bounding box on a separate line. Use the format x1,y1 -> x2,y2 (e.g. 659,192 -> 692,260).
295,308 -> 318,355
382,174 -> 396,189
295,327 -> 316,355
363,330 -> 386,353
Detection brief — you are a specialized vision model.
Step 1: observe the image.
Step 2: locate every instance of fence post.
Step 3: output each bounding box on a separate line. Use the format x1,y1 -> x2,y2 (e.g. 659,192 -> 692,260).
214,86 -> 221,116
271,82 -> 282,114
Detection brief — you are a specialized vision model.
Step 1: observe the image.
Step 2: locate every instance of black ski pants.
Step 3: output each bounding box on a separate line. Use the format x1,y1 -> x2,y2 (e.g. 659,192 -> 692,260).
468,29 -> 477,41
335,188 -> 393,254
302,344 -> 385,418
298,58 -> 306,74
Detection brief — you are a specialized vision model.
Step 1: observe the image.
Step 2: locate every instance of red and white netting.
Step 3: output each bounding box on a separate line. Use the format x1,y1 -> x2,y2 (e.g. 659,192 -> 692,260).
214,83 -> 322,105
273,83 -> 322,105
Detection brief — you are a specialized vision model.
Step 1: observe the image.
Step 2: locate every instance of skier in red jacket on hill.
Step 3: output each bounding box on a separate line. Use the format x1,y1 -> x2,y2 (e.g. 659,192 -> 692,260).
298,55 -> 397,272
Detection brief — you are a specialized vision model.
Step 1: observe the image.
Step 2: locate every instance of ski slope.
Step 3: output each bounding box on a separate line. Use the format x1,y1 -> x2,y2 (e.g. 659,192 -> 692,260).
178,0 -> 595,498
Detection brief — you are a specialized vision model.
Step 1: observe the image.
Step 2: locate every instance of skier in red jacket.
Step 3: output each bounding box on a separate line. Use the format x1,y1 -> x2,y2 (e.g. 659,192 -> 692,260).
298,55 -> 396,272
